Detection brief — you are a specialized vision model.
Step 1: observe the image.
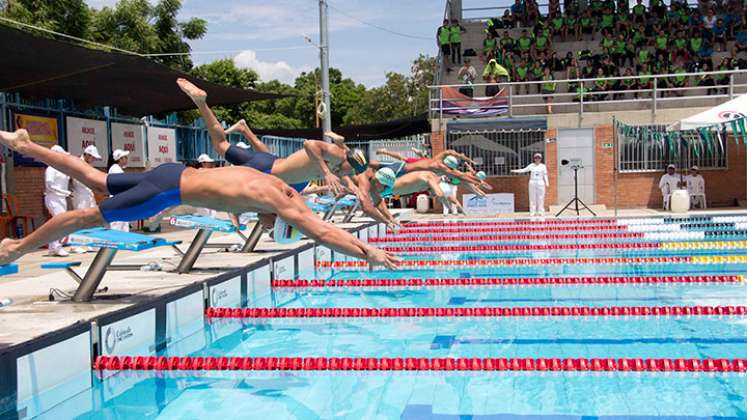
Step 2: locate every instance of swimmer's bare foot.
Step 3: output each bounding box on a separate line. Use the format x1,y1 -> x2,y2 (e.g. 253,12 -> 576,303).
176,78 -> 207,104
0,238 -> 20,266
0,129 -> 32,153
226,119 -> 250,135
325,131 -> 346,147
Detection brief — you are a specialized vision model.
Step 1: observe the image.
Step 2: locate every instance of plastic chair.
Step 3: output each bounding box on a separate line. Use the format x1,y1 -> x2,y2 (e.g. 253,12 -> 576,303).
690,193 -> 707,209
1,194 -> 35,238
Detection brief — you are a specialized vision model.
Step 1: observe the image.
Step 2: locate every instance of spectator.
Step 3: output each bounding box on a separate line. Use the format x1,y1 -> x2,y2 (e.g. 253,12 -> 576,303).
630,25 -> 646,48
515,58 -> 531,94
716,56 -> 732,93
600,29 -> 615,52
549,51 -> 564,71
449,19 -> 466,66
580,10 -> 596,41
517,29 -> 533,55
541,67 -> 557,113
638,64 -> 653,97
654,29 -> 669,57
599,7 -> 615,32
632,0 -> 647,26
511,0 -> 526,26
550,11 -> 565,40
592,67 -> 609,100
686,165 -> 706,208
695,61 -> 717,95
482,33 -> 498,63
501,9 -> 515,28
530,60 -> 544,93
613,32 -> 633,67
712,18 -> 728,51
703,8 -> 718,33
616,9 -> 631,33
672,31 -> 690,63
436,19 -> 452,66
697,37 -> 714,65
637,47 -> 652,71
734,23 -> 747,53
659,164 -> 681,206
567,57 -> 581,92
650,0 -> 666,18
44,145 -> 72,257
482,58 -> 510,82
617,0 -> 630,15
690,32 -> 704,58
619,68 -> 638,98
500,30 -> 515,54
565,12 -> 580,41
536,51 -> 549,69
670,64 -> 688,96
459,58 -> 478,85
526,0 -> 540,26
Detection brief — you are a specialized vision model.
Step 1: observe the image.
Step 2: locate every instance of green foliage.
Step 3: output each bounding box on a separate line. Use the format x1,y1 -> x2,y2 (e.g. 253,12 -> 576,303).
4,0 -> 91,38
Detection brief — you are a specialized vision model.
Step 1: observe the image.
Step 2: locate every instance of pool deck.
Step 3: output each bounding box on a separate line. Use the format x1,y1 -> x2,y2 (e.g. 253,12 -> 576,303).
1,206 -> 746,353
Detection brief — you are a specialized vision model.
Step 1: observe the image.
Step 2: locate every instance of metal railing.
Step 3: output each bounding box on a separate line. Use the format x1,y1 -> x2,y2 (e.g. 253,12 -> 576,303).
429,69 -> 747,126
447,128 -> 546,176
347,135 -> 430,162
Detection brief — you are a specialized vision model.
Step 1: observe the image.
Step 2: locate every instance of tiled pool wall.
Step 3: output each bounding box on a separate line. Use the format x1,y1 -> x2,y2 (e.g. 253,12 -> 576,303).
0,222 -> 382,419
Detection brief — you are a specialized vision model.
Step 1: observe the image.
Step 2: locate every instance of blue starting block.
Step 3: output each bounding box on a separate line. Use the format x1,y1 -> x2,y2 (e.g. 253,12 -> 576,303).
41,228 -> 180,302
168,214 -> 264,273
319,195 -> 360,222
0,264 -> 18,276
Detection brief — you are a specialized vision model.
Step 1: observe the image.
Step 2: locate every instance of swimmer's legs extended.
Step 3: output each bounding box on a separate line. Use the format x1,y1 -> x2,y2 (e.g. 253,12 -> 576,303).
226,119 -> 270,153
177,78 -> 232,156
0,129 -> 108,194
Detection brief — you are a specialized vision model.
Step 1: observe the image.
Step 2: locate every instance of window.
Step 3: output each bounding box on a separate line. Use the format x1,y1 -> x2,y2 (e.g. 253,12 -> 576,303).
446,129 -> 546,176
618,125 -> 728,172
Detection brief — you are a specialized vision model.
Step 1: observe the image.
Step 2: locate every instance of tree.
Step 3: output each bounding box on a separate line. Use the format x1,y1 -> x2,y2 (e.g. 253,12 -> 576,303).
3,0 -> 91,38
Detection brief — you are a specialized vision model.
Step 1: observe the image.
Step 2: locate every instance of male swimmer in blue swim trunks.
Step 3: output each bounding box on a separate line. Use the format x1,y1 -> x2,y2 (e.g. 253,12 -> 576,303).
0,129 -> 400,269
178,79 -> 367,195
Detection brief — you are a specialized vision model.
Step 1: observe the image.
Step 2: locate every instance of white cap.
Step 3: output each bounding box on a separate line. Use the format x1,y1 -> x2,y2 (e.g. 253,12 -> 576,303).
50,145 -> 68,154
236,142 -> 251,149
197,153 -> 215,163
113,149 -> 130,161
667,164 -> 676,169
83,145 -> 102,160
691,165 -> 699,170
533,153 -> 543,159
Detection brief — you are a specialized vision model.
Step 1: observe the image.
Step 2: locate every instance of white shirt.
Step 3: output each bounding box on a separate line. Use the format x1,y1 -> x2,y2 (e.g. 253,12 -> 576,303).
513,163 -> 549,186
458,65 -> 477,83
703,15 -> 717,29
108,163 -> 124,175
72,156 -> 95,206
45,166 -> 71,199
686,174 -> 705,195
659,173 -> 681,195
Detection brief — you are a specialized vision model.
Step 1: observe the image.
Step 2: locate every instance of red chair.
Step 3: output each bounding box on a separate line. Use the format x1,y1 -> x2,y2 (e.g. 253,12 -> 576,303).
1,194 -> 35,238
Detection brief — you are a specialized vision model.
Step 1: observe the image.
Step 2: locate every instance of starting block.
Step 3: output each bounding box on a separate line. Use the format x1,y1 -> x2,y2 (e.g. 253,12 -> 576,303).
0,264 -> 18,276
41,228 -> 180,302
169,214 -> 264,273
309,195 -> 360,222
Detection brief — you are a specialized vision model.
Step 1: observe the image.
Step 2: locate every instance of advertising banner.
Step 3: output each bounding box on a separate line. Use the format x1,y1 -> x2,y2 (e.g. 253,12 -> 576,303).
462,193 -> 515,213
13,113 -> 59,166
111,122 -> 145,167
147,127 -> 177,167
66,117 -> 108,168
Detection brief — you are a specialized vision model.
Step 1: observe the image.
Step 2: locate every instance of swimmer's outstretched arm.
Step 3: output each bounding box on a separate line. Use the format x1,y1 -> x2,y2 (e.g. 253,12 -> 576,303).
303,140 -> 343,194
376,148 -> 408,161
352,173 -> 395,226
434,150 -> 476,165
178,78 -> 233,156
261,186 -> 400,269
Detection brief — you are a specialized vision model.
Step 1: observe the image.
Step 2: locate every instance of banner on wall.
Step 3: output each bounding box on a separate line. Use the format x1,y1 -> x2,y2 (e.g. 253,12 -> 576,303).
111,122 -> 146,168
12,113 -> 60,166
66,117 -> 108,168
462,193 -> 515,213
147,127 -> 177,167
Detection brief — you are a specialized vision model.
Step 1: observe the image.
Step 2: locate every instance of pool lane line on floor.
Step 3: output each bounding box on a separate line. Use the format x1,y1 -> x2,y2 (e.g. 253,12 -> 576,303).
92,355 -> 747,373
205,305 -> 747,319
271,275 -> 743,288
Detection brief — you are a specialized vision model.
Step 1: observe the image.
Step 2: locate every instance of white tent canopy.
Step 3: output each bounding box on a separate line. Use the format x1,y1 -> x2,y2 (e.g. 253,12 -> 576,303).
676,93 -> 747,130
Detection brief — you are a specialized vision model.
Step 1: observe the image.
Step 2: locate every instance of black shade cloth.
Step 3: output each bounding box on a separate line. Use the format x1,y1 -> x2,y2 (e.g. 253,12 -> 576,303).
0,25 -> 286,117
254,113 -> 431,141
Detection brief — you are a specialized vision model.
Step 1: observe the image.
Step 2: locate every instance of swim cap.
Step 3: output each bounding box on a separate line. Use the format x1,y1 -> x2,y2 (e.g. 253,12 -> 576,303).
443,155 -> 460,170
476,171 -> 487,181
450,177 -> 461,186
374,167 -> 396,196
273,218 -> 301,244
346,148 -> 368,174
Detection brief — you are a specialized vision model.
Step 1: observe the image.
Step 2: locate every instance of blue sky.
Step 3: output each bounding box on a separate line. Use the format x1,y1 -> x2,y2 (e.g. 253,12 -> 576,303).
88,0 -> 460,87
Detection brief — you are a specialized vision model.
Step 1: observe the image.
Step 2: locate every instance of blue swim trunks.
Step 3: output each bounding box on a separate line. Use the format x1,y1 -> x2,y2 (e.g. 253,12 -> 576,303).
100,163 -> 185,223
225,145 -> 309,192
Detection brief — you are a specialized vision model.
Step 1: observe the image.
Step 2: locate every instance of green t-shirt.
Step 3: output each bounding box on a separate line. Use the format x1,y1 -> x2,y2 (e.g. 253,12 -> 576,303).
438,27 -> 450,45
601,37 -> 615,49
518,36 -> 532,51
590,0 -> 603,11
450,26 -> 462,43
633,4 -> 645,15
500,37 -> 514,49
638,49 -> 650,62
690,37 -> 703,52
601,14 -> 614,28
483,38 -> 497,51
542,75 -> 557,91
581,17 -> 593,28
639,72 -> 651,84
535,35 -> 549,49
673,69 -> 686,83
595,79 -> 607,89
622,77 -> 636,87
516,66 -> 529,79
566,16 -> 577,26
613,40 -> 627,54
552,17 -> 564,29
568,66 -> 579,78
632,30 -> 644,45
655,35 -> 668,49
674,38 -> 687,49
650,0 -> 661,7
532,66 -> 544,78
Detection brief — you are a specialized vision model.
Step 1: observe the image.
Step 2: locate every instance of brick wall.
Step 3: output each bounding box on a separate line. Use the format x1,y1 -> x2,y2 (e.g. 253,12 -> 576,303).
595,125 -> 747,208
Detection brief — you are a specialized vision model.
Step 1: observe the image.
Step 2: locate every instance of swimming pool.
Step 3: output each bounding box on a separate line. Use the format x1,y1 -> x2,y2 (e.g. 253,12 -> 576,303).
23,217 -> 747,419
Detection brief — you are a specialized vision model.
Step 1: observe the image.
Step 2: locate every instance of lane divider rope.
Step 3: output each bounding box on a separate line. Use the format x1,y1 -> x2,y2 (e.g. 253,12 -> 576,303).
271,275 -> 743,288
317,256 -> 693,268
204,305 -> 747,319
389,225 -> 627,234
369,233 -> 644,243
403,220 -> 619,227
93,355 -> 747,372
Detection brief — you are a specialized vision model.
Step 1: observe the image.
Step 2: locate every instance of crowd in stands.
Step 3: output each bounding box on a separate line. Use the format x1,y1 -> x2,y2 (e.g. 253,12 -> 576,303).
437,0 -> 747,110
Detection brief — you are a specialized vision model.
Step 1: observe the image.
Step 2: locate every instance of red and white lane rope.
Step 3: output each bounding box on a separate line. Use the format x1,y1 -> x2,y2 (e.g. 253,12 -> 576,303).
93,355 -> 747,373
404,220 -> 618,227
368,233 -> 643,243
271,275 -> 743,288
205,305 -> 747,319
390,225 -> 627,234
382,243 -> 660,253
317,256 -> 691,269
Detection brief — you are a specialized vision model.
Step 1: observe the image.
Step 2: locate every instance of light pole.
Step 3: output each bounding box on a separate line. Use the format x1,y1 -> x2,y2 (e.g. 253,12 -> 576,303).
318,0 -> 332,136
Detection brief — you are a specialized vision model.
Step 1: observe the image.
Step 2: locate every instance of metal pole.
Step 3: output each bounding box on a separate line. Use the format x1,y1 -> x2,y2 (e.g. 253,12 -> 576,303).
508,85 -> 513,118
175,229 -> 213,274
240,223 -> 265,253
72,248 -> 118,302
652,78 -> 657,123
319,0 -> 332,135
578,84 -> 584,128
613,116 -> 618,218
729,73 -> 735,100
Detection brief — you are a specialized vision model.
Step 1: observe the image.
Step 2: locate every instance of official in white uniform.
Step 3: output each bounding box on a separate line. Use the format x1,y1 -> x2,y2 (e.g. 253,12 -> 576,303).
511,153 -> 550,217
71,145 -> 102,253
195,154 -> 218,218
108,149 -> 130,232
659,164 -> 681,209
686,165 -> 706,209
44,145 -> 71,256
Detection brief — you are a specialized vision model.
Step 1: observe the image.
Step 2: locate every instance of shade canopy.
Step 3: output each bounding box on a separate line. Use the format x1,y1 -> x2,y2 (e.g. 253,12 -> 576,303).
0,25 -> 286,117
677,94 -> 747,130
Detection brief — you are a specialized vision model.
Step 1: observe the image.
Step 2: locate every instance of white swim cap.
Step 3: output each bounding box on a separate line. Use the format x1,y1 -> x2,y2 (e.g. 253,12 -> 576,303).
476,171 -> 487,181
273,218 -> 301,244
443,155 -> 460,170
374,167 -> 396,196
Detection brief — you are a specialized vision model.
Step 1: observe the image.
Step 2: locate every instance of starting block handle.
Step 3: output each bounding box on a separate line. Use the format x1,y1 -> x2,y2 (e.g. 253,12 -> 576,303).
72,248 -> 118,302
175,229 -> 213,274
240,223 -> 264,253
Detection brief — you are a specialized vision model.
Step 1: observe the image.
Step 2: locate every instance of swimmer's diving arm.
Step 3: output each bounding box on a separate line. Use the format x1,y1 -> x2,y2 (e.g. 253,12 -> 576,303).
352,174 -> 396,226
376,148 -> 408,161
303,140 -> 343,194
269,190 -> 400,269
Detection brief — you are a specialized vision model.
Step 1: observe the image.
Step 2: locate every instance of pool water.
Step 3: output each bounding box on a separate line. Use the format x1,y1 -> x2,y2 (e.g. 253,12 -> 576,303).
26,217 -> 747,419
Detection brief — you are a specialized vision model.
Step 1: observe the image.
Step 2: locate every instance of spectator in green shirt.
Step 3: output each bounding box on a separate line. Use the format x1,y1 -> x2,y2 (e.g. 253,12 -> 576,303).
580,10 -> 596,41
650,0 -> 666,19
515,58 -> 531,94
632,0 -> 647,26
654,29 -> 668,57
637,48 -> 651,71
592,67 -> 609,100
482,33 -> 498,63
533,31 -> 551,58
449,19 -> 466,66
564,12 -> 580,41
637,64 -> 653,97
541,67 -> 557,113
618,68 -> 638,99
690,34 -> 704,55
517,29 -> 533,54
600,29 -> 615,51
672,31 -> 690,64
599,7 -> 615,30
696,61 -> 716,95
436,19 -> 452,66
612,32 -> 632,67
615,11 -> 630,33
716,56 -> 732,94
670,64 -> 688,96
566,57 -> 581,92
482,58 -> 510,83
530,61 -> 544,93
550,11 -> 565,40
500,30 -> 515,54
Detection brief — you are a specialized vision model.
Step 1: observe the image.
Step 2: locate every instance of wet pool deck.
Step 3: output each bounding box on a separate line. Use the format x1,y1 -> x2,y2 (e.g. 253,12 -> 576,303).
1,206 -> 746,351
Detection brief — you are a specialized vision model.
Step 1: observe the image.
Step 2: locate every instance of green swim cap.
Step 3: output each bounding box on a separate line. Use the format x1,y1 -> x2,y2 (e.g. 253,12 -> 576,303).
450,178 -> 461,185
476,171 -> 487,181
374,167 -> 396,196
443,155 -> 460,169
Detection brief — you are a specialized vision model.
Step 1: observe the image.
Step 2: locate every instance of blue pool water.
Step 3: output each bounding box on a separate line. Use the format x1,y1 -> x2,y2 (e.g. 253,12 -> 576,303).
25,218 -> 747,419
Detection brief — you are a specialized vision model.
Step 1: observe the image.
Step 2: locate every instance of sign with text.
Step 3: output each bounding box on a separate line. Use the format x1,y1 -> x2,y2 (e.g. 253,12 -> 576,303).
12,113 -> 60,166
111,123 -> 146,167
463,193 -> 515,213
147,127 -> 177,167
66,117 -> 108,168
